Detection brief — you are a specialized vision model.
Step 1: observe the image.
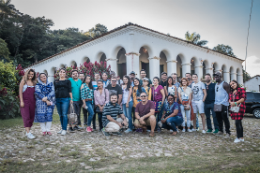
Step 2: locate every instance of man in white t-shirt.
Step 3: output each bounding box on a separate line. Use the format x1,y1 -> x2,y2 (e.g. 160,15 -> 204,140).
191,74 -> 207,133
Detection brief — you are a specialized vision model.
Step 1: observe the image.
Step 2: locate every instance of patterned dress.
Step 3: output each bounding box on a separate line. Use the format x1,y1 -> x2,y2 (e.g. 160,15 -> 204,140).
229,87 -> 246,120
34,77 -> 56,123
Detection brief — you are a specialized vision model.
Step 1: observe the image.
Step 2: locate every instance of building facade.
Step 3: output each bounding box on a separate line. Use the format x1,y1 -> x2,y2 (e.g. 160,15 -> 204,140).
25,23 -> 244,84
245,75 -> 260,92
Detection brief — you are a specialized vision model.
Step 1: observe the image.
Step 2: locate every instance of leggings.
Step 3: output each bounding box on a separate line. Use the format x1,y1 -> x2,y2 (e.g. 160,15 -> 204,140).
235,120 -> 243,138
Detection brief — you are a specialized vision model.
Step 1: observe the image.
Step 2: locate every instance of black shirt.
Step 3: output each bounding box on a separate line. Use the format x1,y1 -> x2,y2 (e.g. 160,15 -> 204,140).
54,80 -> 72,98
205,82 -> 215,104
106,84 -> 122,97
159,80 -> 167,87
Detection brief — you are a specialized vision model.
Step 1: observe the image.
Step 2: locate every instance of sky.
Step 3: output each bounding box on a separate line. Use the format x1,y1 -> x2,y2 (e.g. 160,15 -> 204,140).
12,0 -> 260,76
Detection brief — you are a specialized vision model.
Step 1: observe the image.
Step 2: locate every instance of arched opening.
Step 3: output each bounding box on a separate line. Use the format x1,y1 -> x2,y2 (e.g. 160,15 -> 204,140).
60,64 -> 66,68
117,48 -> 126,78
43,70 -> 48,77
100,53 -> 106,63
222,64 -> 227,81
159,51 -> 167,74
230,66 -> 234,80
70,61 -> 77,69
203,62 -> 206,77
176,54 -> 183,79
212,62 -> 219,74
190,58 -> 196,75
139,47 -> 150,78
237,68 -> 241,84
82,56 -> 90,65
203,60 -> 210,77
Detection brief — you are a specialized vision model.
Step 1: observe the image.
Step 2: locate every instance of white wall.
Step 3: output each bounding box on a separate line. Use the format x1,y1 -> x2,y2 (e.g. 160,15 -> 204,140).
245,77 -> 260,92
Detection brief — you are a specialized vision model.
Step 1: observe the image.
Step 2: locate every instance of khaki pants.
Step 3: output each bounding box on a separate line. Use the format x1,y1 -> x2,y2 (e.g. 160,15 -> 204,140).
134,115 -> 155,127
105,118 -> 129,132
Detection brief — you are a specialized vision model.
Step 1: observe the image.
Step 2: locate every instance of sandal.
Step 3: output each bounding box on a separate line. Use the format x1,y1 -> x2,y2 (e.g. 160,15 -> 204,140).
149,132 -> 155,137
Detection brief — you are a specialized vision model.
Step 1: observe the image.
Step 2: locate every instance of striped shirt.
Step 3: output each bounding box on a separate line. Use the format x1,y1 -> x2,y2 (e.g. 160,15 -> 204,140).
102,102 -> 123,127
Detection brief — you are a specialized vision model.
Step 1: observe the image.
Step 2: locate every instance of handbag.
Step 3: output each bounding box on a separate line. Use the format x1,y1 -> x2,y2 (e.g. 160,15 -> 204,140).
152,87 -> 162,111
180,88 -> 190,110
214,104 -> 222,112
230,94 -> 240,113
68,104 -> 78,125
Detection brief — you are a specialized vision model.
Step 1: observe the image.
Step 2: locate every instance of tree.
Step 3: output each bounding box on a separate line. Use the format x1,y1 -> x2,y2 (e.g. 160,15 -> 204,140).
0,38 -> 10,61
243,69 -> 251,83
213,44 -> 236,57
84,23 -> 108,38
185,31 -> 208,46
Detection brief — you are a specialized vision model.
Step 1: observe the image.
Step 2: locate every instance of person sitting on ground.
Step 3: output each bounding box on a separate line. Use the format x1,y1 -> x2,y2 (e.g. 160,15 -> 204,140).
134,92 -> 156,137
161,94 -> 184,136
102,94 -> 128,136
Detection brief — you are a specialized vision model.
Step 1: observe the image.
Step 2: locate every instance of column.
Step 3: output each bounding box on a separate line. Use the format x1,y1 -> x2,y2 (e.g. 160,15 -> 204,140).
148,56 -> 160,79
195,65 -> 203,81
237,74 -> 243,85
125,52 -> 140,78
166,60 -> 177,76
106,58 -> 118,75
181,63 -> 191,78
231,73 -> 237,81
223,72 -> 230,83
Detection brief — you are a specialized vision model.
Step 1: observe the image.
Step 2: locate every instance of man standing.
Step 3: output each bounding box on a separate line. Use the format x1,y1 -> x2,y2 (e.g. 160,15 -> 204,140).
134,92 -> 156,137
129,71 -> 136,87
102,94 -> 128,136
191,74 -> 207,133
185,73 -> 193,88
213,72 -> 230,137
106,76 -> 123,105
204,73 -> 219,134
68,70 -> 83,132
139,69 -> 152,87
159,72 -> 167,87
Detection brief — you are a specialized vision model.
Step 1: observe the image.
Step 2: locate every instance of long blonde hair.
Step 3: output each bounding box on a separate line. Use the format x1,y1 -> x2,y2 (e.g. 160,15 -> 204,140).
22,69 -> 37,85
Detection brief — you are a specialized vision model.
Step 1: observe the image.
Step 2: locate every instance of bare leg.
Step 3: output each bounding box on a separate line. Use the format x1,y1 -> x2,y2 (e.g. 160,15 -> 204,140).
25,127 -> 30,133
193,114 -> 197,129
149,116 -> 156,133
201,113 -> 206,130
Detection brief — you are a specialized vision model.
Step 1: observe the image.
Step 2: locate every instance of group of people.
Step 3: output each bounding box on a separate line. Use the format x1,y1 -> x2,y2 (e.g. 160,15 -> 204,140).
19,68 -> 246,143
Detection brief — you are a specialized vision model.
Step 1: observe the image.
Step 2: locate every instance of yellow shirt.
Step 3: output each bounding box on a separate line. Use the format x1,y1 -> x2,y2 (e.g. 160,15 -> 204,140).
144,86 -> 151,100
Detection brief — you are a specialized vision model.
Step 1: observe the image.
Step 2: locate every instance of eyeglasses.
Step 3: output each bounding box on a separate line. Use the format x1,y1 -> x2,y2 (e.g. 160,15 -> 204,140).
140,96 -> 147,98
168,98 -> 174,100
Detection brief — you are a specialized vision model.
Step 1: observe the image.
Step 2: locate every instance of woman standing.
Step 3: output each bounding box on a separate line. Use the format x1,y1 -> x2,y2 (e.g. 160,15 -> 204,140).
122,76 -> 133,133
229,80 -> 246,143
54,68 -> 72,136
164,76 -> 177,102
178,78 -> 192,132
94,79 -> 109,131
81,75 -> 95,132
19,69 -> 37,139
132,78 -> 146,121
35,73 -> 55,136
152,77 -> 165,131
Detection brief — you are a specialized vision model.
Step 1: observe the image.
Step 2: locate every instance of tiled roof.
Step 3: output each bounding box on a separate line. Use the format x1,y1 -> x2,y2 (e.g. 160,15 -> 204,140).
26,22 -> 243,68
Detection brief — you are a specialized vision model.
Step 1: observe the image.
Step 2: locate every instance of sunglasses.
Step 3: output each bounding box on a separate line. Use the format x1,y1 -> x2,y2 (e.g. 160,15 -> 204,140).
216,87 -> 219,92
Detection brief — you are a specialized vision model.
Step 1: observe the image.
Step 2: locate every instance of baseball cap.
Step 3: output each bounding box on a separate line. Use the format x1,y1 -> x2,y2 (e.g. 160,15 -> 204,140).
129,71 -> 135,75
213,71 -> 222,77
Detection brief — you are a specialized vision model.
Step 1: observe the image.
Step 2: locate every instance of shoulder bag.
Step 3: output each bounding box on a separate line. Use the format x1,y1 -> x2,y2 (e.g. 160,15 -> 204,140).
68,104 -> 78,125
230,93 -> 241,113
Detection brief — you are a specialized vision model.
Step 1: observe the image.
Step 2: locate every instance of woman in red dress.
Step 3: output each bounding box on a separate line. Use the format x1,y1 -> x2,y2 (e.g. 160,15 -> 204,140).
229,80 -> 246,143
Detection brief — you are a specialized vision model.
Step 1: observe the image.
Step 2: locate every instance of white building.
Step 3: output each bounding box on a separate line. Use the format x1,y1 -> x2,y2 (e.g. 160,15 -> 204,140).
25,23 -> 244,84
245,75 -> 260,92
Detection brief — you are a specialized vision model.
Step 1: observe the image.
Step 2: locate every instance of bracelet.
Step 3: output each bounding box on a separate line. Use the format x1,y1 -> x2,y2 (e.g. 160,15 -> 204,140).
161,118 -> 165,121
235,102 -> 237,106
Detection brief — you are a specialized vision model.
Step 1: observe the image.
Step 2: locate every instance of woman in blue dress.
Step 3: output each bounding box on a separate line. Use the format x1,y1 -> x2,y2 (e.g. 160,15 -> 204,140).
35,73 -> 55,136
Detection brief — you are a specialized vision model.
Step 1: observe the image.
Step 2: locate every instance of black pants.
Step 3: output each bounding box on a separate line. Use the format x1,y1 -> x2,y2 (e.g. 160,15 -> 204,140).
73,101 -> 82,126
235,120 -> 243,138
132,107 -> 136,122
216,105 -> 230,134
98,113 -> 103,130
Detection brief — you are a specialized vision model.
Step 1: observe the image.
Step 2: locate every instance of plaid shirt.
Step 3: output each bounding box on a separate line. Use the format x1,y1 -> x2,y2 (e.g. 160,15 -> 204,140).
81,83 -> 93,101
229,87 -> 246,120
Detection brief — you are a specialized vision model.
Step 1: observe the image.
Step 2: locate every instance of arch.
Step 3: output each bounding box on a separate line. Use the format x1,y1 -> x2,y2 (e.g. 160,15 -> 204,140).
212,62 -> 219,74
176,54 -> 183,78
43,70 -> 48,77
221,64 -> 227,81
95,52 -> 107,62
60,64 -> 66,68
139,46 -> 150,78
159,51 -> 167,74
236,68 -> 241,75
138,44 -> 153,57
221,64 -> 227,72
230,66 -> 234,81
70,60 -> 77,69
117,47 -> 127,78
82,56 -> 90,65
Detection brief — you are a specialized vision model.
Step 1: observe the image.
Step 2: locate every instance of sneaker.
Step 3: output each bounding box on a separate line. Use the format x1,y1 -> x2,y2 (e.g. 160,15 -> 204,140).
147,130 -> 151,132
69,127 -> 75,133
57,130 -> 63,134
202,130 -> 206,134
112,132 -> 122,136
240,138 -> 244,142
102,129 -> 110,136
206,129 -> 212,133
26,132 -> 35,139
61,130 -> 66,136
86,127 -> 92,132
213,129 -> 219,134
42,132 -> 46,136
224,133 -> 231,138
182,129 -> 186,132
217,131 -> 223,135
192,129 -> 197,132
77,125 -> 84,130
234,138 -> 241,143
47,132 -> 52,136
73,126 -> 79,131
124,128 -> 133,133
170,129 -> 173,132
188,129 -> 193,132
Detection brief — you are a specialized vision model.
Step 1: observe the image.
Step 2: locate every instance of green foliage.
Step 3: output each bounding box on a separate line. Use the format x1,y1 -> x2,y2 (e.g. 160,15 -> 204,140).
185,31 -> 208,46
84,23 -> 108,38
213,44 -> 236,57
0,60 -> 17,91
0,38 -> 10,61
243,69 -> 251,83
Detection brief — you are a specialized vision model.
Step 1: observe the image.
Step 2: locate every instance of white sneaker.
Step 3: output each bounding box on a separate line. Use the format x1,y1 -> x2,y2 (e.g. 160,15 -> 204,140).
192,129 -> 197,132
61,130 -> 66,136
57,130 -> 63,134
26,132 -> 35,139
240,138 -> 244,142
182,129 -> 186,132
170,130 -> 173,132
188,129 -> 192,132
202,130 -> 206,134
234,138 -> 241,143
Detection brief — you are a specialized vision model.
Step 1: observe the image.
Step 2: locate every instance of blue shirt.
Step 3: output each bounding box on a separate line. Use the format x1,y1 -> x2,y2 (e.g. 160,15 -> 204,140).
164,102 -> 183,118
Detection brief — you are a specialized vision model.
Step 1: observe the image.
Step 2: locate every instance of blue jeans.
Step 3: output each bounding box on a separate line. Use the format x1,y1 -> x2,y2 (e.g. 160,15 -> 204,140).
205,103 -> 219,130
122,101 -> 133,130
85,101 -> 94,127
162,116 -> 183,131
56,98 -> 70,130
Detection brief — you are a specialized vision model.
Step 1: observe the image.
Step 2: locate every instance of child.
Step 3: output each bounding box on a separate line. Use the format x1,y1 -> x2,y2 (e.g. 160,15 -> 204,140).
142,78 -> 151,100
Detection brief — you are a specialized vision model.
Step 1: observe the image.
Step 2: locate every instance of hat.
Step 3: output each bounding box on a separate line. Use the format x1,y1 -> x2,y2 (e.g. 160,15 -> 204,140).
129,71 -> 135,75
213,71 -> 222,77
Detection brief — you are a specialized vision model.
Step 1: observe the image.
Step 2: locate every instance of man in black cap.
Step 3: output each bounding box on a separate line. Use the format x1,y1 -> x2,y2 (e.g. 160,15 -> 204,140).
213,71 -> 230,138
129,71 -> 136,87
